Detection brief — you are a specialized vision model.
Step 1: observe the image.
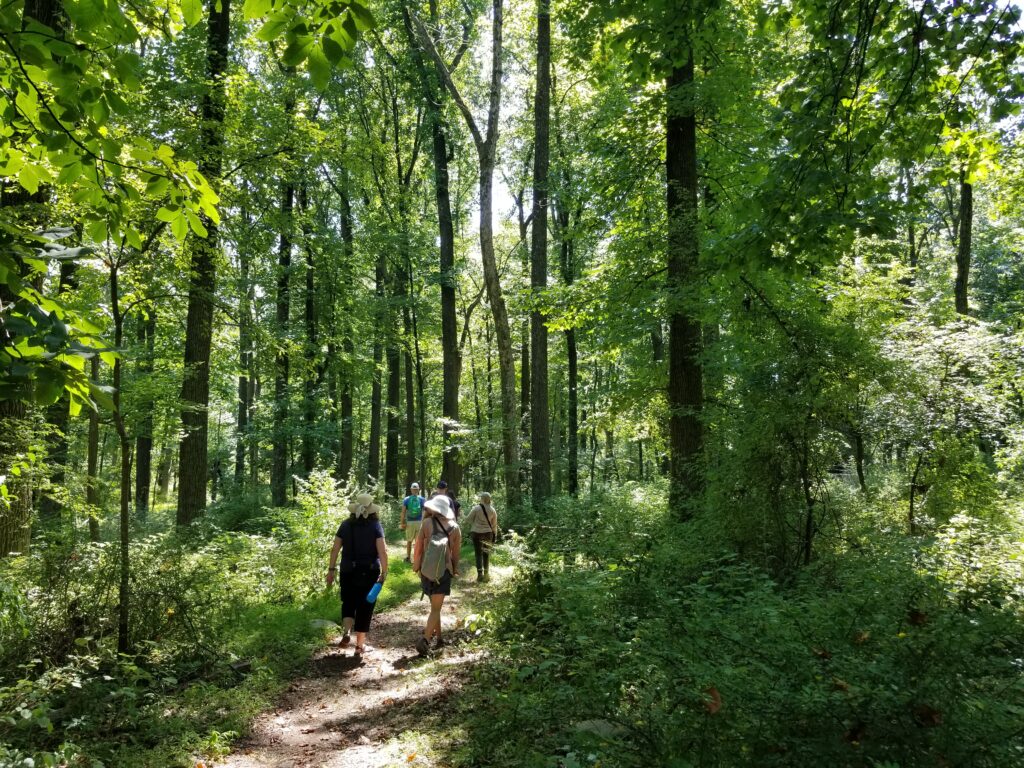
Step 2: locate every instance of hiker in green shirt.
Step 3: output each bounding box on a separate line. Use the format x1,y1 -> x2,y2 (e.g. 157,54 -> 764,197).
400,481 -> 426,564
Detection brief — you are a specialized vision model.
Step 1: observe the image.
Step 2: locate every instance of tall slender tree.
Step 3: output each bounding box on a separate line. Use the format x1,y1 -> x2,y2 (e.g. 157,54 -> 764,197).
530,0 -> 552,509
415,0 -> 522,508
176,0 -> 231,526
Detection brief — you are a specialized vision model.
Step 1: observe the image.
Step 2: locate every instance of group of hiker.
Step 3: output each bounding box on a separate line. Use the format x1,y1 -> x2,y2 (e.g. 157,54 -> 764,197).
325,480 -> 499,657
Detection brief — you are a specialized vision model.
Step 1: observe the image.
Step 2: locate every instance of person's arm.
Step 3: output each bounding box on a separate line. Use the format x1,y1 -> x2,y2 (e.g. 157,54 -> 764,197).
375,536 -> 389,582
326,536 -> 343,587
400,498 -> 407,529
450,526 -> 462,576
412,518 -> 429,572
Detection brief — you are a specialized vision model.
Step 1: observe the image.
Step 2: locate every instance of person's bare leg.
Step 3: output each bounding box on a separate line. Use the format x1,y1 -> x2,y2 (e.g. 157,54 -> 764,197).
340,616 -> 354,646
425,594 -> 445,640
355,630 -> 367,652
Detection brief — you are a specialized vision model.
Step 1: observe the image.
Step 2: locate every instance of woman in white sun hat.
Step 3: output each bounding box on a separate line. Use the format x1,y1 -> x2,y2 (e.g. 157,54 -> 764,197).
326,492 -> 389,656
412,494 -> 462,655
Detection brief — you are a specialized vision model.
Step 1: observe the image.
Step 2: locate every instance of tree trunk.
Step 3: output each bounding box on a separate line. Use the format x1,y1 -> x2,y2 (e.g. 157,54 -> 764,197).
403,304 -> 417,486
134,308 -> 155,517
271,178 -> 294,507
666,56 -> 704,519
301,188 -> 318,478
0,399 -> 31,557
235,216 -> 254,484
334,174 -> 356,483
403,3 -> 462,494
530,0 -> 551,509
954,172 -> 972,315
39,260 -> 79,522
107,263 -> 135,652
87,356 -> 101,542
367,252 -> 386,482
176,0 -> 230,526
384,318 -> 401,498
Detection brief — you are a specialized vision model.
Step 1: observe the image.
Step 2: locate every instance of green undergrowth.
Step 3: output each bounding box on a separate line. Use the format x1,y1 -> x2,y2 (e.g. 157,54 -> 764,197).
444,481 -> 1024,768
0,471 -> 421,767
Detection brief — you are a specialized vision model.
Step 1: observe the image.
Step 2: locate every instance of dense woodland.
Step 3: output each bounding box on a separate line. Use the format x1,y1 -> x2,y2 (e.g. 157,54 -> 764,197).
3,0 -> 1024,765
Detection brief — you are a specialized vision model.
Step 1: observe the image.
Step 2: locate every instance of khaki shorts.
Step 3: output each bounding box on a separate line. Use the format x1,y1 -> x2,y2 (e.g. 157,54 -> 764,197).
404,520 -> 422,542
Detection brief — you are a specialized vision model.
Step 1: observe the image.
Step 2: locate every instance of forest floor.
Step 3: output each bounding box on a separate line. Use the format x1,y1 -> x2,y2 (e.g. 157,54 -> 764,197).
213,544 -> 507,768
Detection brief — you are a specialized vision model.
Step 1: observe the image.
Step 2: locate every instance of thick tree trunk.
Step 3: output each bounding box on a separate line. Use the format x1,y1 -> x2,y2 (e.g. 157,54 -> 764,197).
176,0 -> 230,526
271,179 -> 294,506
134,309 -> 155,517
666,57 -> 704,519
367,252 -> 386,482
0,400 -> 31,557
235,221 -> 253,484
384,326 -> 401,498
403,304 -> 417,486
109,264 -> 133,653
39,260 -> 79,522
403,3 -> 462,493
302,189 -> 318,478
530,0 -> 551,509
955,173 -> 972,315
87,356 -> 101,542
336,176 -> 356,482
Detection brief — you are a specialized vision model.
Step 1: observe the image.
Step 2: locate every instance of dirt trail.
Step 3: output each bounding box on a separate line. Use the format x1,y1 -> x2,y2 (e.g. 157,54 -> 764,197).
216,550 -> 504,768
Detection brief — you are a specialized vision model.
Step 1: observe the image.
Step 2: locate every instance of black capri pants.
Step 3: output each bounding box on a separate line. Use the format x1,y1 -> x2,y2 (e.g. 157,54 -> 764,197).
472,531 -> 495,572
339,563 -> 381,633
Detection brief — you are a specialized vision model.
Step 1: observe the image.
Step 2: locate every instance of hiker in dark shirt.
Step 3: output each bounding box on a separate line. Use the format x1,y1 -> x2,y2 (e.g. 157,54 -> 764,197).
430,479 -> 461,520
326,493 -> 388,656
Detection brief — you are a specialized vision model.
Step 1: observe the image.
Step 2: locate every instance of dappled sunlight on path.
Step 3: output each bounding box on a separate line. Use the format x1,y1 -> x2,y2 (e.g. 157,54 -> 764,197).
216,546 -> 511,768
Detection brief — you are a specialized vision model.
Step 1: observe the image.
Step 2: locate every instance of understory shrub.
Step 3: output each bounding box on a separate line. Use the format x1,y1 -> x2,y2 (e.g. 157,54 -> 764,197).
452,483 -> 1024,768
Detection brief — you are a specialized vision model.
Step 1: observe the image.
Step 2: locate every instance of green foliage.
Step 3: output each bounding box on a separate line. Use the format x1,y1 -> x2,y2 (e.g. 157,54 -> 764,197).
451,483 -> 1024,768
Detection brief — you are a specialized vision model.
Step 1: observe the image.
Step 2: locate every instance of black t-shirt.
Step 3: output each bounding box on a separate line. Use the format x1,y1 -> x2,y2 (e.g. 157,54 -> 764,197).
336,517 -> 385,569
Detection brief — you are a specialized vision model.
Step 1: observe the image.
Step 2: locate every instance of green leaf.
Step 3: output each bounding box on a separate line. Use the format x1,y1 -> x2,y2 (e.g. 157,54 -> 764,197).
242,0 -> 272,20
307,44 -> 331,90
171,211 -> 188,241
33,367 -> 65,406
182,0 -> 203,27
257,12 -> 290,42
18,165 -> 40,195
347,2 -> 375,32
156,205 -> 179,222
186,209 -> 208,238
85,218 -> 107,244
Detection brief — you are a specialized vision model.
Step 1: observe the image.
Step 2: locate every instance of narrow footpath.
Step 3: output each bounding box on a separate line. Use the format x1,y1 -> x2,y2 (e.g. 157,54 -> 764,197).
215,547 -> 506,768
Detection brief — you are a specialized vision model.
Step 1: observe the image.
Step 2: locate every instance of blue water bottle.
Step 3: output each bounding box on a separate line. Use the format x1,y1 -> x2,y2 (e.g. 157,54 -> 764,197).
366,581 -> 383,603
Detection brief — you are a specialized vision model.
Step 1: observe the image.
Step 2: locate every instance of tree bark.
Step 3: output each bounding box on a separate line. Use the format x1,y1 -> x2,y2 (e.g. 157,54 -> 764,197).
403,3 -> 463,493
39,260 -> 79,522
235,213 -> 254,484
367,252 -> 386,482
530,0 -> 552,509
271,178 -> 295,507
666,55 -> 704,519
134,308 -> 155,517
384,291 -> 401,498
87,356 -> 101,542
109,263 -> 134,652
336,179 -> 356,482
954,172 -> 972,315
414,0 -> 519,507
176,0 -> 230,526
301,188 -> 318,478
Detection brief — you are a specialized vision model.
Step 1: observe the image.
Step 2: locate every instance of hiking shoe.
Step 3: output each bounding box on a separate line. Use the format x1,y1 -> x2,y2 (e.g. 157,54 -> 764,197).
416,636 -> 430,656
339,632 -> 351,647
